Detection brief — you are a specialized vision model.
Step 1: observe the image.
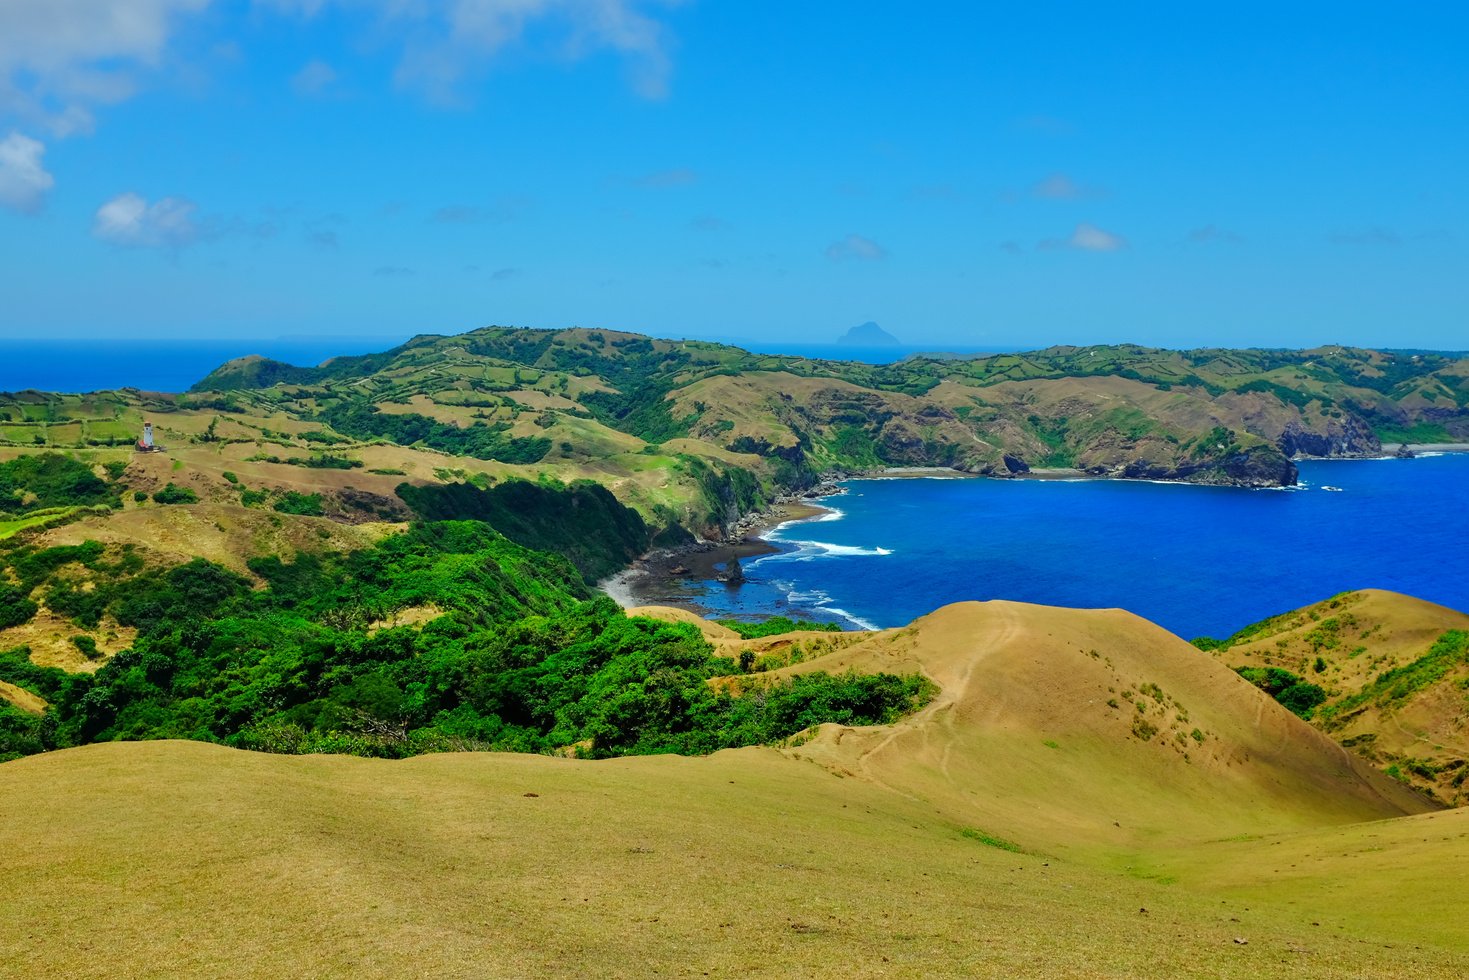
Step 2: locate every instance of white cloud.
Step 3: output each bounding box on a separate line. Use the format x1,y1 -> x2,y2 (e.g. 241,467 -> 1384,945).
1070,223 -> 1126,251
825,233 -> 888,262
0,0 -> 211,135
93,192 -> 201,248
1,1 -> 683,135
1039,223 -> 1128,253
291,59 -> 338,96
0,131 -> 54,212
1031,172 -> 1106,200
282,0 -> 684,103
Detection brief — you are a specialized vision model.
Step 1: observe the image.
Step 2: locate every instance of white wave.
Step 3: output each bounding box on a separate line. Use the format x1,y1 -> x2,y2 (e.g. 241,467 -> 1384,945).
765,505 -> 844,542
759,539 -> 893,562
821,607 -> 881,631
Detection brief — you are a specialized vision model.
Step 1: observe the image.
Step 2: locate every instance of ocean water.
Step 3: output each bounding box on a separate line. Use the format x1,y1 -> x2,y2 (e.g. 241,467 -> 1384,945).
0,337 -> 993,392
0,338 -> 406,394
689,454 -> 1469,640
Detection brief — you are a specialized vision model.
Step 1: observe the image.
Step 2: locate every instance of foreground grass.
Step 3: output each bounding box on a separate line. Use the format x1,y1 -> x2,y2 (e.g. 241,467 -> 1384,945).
2,740 -> 1465,979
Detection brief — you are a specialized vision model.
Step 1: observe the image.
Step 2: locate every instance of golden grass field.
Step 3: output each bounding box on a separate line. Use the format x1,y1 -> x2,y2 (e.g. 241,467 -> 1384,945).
4,599 -> 1467,978
1216,589 -> 1469,804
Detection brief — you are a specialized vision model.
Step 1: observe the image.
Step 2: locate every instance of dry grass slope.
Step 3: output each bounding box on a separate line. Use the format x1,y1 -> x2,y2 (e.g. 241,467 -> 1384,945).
1219,589 -> 1469,803
3,598 -> 1466,977
2,740 -> 1466,979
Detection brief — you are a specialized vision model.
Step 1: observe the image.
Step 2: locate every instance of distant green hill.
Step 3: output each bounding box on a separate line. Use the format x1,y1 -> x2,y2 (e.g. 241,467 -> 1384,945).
191,327 -> 1469,493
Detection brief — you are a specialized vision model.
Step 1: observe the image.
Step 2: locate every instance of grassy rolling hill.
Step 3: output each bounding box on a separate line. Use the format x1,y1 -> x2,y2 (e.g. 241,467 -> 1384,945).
1200,589 -> 1469,804
2,330 -> 1466,556
3,597 -> 1465,977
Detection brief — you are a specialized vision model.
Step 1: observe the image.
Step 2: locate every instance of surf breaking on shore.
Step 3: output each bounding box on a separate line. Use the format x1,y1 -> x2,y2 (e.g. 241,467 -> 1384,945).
597,492 -> 896,631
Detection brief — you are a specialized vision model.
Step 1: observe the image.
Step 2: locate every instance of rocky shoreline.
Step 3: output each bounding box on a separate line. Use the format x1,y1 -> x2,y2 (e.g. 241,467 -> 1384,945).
599,478 -> 847,611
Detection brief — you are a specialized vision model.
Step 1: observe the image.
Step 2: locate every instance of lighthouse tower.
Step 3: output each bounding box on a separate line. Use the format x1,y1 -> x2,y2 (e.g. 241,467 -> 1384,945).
138,422 -> 155,452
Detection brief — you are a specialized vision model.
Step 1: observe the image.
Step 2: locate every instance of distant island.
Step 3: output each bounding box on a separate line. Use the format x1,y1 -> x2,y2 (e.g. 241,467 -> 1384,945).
837,321 -> 900,345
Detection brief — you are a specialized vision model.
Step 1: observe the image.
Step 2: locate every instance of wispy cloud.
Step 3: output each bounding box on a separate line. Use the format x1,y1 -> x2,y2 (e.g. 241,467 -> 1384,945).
0,0 -> 210,136
0,131 -> 53,213
1189,225 -> 1243,244
0,1 -> 684,136
291,59 -> 338,97
1031,172 -> 1106,200
372,264 -> 414,278
327,0 -> 686,104
825,233 -> 888,262
490,266 -> 518,281
1039,222 -> 1127,252
430,197 -> 529,223
998,240 -> 1023,255
92,192 -> 203,248
690,214 -> 726,231
632,167 -> 697,189
1330,227 -> 1400,246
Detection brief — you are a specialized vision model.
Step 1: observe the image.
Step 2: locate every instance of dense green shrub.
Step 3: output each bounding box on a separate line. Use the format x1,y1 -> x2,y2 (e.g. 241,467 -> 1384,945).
321,402 -> 550,464
1234,666 -> 1327,719
151,483 -> 198,505
0,453 -> 115,512
0,584 -> 38,629
397,479 -> 650,583
0,520 -> 931,763
273,491 -> 324,516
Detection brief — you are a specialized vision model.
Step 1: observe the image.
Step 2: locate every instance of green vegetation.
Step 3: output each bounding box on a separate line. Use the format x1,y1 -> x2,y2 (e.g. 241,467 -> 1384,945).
321,402 -> 551,464
151,483 -> 198,505
247,452 -> 363,470
272,491 -> 324,516
0,583 -> 38,628
1320,630 -> 1469,725
0,453 -> 115,512
714,616 -> 843,640
960,828 -> 1024,853
1235,666 -> 1327,719
0,520 -> 931,763
396,478 -> 652,583
1376,421 -> 1453,444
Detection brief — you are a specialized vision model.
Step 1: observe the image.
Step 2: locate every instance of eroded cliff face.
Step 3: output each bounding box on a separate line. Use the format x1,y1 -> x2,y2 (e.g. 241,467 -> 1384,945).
1276,415 -> 1380,458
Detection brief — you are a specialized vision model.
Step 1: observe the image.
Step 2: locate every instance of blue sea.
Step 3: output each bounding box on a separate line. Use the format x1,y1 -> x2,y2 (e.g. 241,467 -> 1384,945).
689,455 -> 1469,640
0,338 -> 407,394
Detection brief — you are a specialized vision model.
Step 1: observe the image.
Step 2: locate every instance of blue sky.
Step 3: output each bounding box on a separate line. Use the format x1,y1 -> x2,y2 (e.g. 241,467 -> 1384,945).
0,1 -> 1465,350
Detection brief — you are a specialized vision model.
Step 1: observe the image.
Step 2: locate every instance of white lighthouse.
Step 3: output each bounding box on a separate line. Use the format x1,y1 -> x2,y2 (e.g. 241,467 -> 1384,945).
138,422 -> 155,452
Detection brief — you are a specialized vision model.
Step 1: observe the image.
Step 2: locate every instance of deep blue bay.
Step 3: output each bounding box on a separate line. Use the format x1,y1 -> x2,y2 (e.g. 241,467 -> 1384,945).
690,454 -> 1469,640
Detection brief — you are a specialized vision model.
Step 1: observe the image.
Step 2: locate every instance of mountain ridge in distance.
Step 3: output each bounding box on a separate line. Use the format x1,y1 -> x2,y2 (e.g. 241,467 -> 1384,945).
837,320 -> 900,345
